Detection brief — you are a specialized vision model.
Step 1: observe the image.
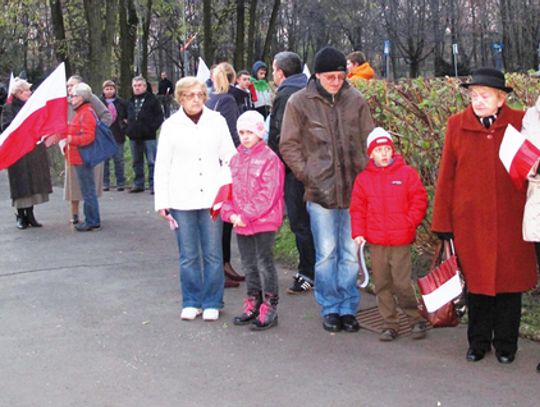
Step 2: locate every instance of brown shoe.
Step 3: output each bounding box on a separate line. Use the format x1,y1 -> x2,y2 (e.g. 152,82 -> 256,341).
224,276 -> 240,288
224,262 -> 245,282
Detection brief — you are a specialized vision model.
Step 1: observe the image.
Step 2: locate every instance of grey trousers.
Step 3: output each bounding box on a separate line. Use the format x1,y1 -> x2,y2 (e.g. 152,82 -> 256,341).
236,232 -> 279,297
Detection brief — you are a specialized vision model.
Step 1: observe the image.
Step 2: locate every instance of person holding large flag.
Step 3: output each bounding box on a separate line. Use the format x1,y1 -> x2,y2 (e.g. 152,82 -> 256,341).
432,67 -> 537,365
1,78 -> 52,229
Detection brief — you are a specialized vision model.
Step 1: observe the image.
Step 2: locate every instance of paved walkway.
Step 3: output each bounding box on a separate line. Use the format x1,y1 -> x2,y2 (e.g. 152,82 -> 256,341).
0,169 -> 539,407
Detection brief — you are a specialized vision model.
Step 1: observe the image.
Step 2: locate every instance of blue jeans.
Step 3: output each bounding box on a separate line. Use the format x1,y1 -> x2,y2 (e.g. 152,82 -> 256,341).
306,201 -> 359,316
75,164 -> 100,226
130,139 -> 156,190
170,209 -> 224,309
103,141 -> 125,188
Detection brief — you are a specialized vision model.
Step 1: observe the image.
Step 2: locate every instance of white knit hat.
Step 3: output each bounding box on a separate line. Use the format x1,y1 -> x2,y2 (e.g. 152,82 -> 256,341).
367,127 -> 394,156
237,110 -> 266,139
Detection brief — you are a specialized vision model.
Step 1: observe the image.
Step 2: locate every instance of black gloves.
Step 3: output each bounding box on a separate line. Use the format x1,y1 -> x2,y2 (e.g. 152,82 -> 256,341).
435,232 -> 454,240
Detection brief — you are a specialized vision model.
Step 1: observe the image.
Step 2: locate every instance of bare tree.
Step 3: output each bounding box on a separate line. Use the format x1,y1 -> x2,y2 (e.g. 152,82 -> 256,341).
119,0 -> 138,97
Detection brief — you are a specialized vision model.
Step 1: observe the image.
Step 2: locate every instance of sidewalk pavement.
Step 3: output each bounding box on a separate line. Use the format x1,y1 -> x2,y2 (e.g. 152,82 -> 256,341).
0,169 -> 539,407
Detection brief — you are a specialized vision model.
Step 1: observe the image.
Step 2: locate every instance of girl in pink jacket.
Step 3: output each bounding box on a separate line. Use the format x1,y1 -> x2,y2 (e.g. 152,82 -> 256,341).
221,110 -> 285,330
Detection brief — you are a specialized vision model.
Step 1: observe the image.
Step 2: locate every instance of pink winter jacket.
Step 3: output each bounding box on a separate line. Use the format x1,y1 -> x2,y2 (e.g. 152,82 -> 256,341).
221,140 -> 285,235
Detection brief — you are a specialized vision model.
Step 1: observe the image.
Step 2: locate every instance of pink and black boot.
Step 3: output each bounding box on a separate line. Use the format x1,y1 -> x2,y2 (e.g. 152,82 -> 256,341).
233,293 -> 262,325
250,294 -> 278,331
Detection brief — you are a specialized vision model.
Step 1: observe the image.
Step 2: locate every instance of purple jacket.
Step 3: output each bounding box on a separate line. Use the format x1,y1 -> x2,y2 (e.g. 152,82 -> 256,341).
221,140 -> 285,235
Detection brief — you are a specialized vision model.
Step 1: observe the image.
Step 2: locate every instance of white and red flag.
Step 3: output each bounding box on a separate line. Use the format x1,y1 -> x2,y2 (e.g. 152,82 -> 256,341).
0,63 -> 67,170
499,125 -> 540,191
210,183 -> 232,221
6,72 -> 15,104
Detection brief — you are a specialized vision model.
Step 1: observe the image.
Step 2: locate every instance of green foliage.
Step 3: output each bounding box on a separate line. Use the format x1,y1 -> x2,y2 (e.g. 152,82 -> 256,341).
274,217 -> 300,269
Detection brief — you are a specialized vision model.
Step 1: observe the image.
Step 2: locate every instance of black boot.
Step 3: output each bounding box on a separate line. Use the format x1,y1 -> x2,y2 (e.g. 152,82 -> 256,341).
25,206 -> 42,227
16,209 -> 28,230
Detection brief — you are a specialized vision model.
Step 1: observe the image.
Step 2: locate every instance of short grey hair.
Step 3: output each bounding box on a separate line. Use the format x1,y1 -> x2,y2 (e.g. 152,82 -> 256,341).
132,75 -> 147,85
11,78 -> 32,96
72,82 -> 93,102
273,51 -> 303,78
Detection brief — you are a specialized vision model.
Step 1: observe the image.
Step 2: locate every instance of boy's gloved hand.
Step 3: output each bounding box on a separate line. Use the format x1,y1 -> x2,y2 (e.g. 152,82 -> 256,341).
435,232 -> 454,240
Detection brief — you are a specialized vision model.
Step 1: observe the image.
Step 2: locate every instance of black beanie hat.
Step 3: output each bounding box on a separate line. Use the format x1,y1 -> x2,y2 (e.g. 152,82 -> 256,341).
313,46 -> 347,74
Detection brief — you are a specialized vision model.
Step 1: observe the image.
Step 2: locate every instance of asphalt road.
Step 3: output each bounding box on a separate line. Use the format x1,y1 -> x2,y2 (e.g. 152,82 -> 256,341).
1,169 -> 539,407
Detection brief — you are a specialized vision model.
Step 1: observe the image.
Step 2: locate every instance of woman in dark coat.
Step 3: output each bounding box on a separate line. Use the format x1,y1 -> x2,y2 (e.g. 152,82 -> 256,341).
432,68 -> 537,364
1,78 -> 52,229
206,62 -> 245,287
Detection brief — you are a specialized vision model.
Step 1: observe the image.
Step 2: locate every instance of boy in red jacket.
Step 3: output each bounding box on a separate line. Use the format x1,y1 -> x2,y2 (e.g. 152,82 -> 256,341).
350,127 -> 428,341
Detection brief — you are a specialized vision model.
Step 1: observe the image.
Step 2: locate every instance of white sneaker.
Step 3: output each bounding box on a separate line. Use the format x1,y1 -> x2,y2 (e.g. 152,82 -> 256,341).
202,308 -> 220,321
181,307 -> 202,320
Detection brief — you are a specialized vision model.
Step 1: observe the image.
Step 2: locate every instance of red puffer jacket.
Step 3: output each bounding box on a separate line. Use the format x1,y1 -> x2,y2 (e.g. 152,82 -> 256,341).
350,154 -> 427,246
64,102 -> 97,166
221,140 -> 285,236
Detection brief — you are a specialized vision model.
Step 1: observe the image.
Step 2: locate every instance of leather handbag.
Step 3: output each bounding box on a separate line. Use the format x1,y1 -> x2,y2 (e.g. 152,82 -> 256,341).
79,111 -> 118,167
417,239 -> 464,327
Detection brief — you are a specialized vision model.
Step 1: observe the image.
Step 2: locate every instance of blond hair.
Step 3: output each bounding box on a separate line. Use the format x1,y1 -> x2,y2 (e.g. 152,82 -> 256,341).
174,77 -> 208,104
212,62 -> 236,94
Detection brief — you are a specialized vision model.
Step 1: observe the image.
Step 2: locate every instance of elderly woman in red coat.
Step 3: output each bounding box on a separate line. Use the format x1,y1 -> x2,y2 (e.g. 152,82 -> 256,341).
432,68 -> 537,365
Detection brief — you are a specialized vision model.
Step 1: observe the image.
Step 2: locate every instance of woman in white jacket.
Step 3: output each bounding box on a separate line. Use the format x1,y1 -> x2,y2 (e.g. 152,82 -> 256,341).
154,77 -> 236,322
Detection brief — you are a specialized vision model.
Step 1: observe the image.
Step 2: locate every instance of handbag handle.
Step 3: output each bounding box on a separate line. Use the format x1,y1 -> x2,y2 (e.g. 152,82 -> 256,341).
430,238 -> 456,269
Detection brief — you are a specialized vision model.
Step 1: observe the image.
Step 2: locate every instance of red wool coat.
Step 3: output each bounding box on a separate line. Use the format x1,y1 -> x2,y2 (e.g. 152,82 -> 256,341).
431,104 -> 537,295
350,154 -> 427,246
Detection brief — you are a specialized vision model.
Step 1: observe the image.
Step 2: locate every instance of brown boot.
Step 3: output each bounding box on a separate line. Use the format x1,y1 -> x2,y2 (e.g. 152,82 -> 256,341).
224,262 -> 245,282
224,275 -> 240,288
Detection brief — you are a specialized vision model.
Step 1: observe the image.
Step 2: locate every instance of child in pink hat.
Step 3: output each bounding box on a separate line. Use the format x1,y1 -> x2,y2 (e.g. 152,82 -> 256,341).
220,110 -> 285,330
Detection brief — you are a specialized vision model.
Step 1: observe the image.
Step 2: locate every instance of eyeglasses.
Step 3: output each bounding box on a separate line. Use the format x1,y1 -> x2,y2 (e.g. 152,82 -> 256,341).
183,92 -> 205,100
319,73 -> 346,82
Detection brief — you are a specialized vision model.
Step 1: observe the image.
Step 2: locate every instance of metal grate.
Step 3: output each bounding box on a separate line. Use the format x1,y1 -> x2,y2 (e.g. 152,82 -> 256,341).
356,306 -> 430,336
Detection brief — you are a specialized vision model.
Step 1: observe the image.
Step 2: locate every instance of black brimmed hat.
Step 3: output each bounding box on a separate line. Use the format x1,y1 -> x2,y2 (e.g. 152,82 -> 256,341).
461,67 -> 513,93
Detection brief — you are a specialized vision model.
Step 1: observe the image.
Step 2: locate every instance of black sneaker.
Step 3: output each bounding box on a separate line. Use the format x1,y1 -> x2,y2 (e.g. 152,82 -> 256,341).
287,274 -> 313,295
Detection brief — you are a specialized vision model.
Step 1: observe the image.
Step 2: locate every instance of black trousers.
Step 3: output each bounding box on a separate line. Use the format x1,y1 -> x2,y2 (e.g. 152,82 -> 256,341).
467,292 -> 522,354
535,243 -> 540,271
284,172 -> 315,282
222,221 -> 233,263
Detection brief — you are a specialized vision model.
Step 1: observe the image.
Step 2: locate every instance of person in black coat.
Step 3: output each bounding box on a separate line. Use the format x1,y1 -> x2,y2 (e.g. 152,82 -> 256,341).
1,78 -> 52,229
126,76 -> 164,194
101,80 -> 128,191
268,51 -> 315,294
157,72 -> 174,118
205,62 -> 245,287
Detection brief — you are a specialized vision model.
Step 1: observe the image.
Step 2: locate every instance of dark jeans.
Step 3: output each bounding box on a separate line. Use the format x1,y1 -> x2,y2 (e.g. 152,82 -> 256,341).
467,292 -> 522,354
74,164 -> 100,226
129,139 -> 156,190
222,221 -> 233,263
236,232 -> 278,297
103,141 -> 125,188
284,172 -> 315,282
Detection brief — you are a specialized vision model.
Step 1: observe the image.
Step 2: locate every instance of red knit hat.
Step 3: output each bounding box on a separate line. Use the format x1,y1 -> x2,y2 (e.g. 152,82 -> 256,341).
367,127 -> 394,156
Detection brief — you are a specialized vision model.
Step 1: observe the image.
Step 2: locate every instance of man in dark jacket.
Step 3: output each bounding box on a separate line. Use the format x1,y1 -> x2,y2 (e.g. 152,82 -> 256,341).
101,80 -> 128,191
157,72 -> 174,118
268,51 -> 315,295
126,76 -> 164,194
280,46 -> 374,333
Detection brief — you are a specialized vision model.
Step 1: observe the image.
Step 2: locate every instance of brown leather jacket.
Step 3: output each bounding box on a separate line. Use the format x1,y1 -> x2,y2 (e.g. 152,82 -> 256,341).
280,78 -> 374,208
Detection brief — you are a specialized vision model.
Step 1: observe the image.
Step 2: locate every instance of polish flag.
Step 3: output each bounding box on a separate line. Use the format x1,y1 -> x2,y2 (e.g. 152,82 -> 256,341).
0,63 -> 67,170
499,124 -> 540,191
6,72 -> 15,104
210,183 -> 232,221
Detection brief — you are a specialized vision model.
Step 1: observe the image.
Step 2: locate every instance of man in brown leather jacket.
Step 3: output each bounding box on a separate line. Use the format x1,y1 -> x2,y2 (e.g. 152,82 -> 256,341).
280,46 -> 374,334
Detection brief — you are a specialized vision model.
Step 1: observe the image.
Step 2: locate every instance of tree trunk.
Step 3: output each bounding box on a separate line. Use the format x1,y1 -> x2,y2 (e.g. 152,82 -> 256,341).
234,0 -> 245,70
140,0 -> 153,80
203,0 -> 214,64
247,0 -> 257,68
83,0 -> 105,90
261,0 -> 280,63
119,0 -> 138,98
48,0 -> 72,77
